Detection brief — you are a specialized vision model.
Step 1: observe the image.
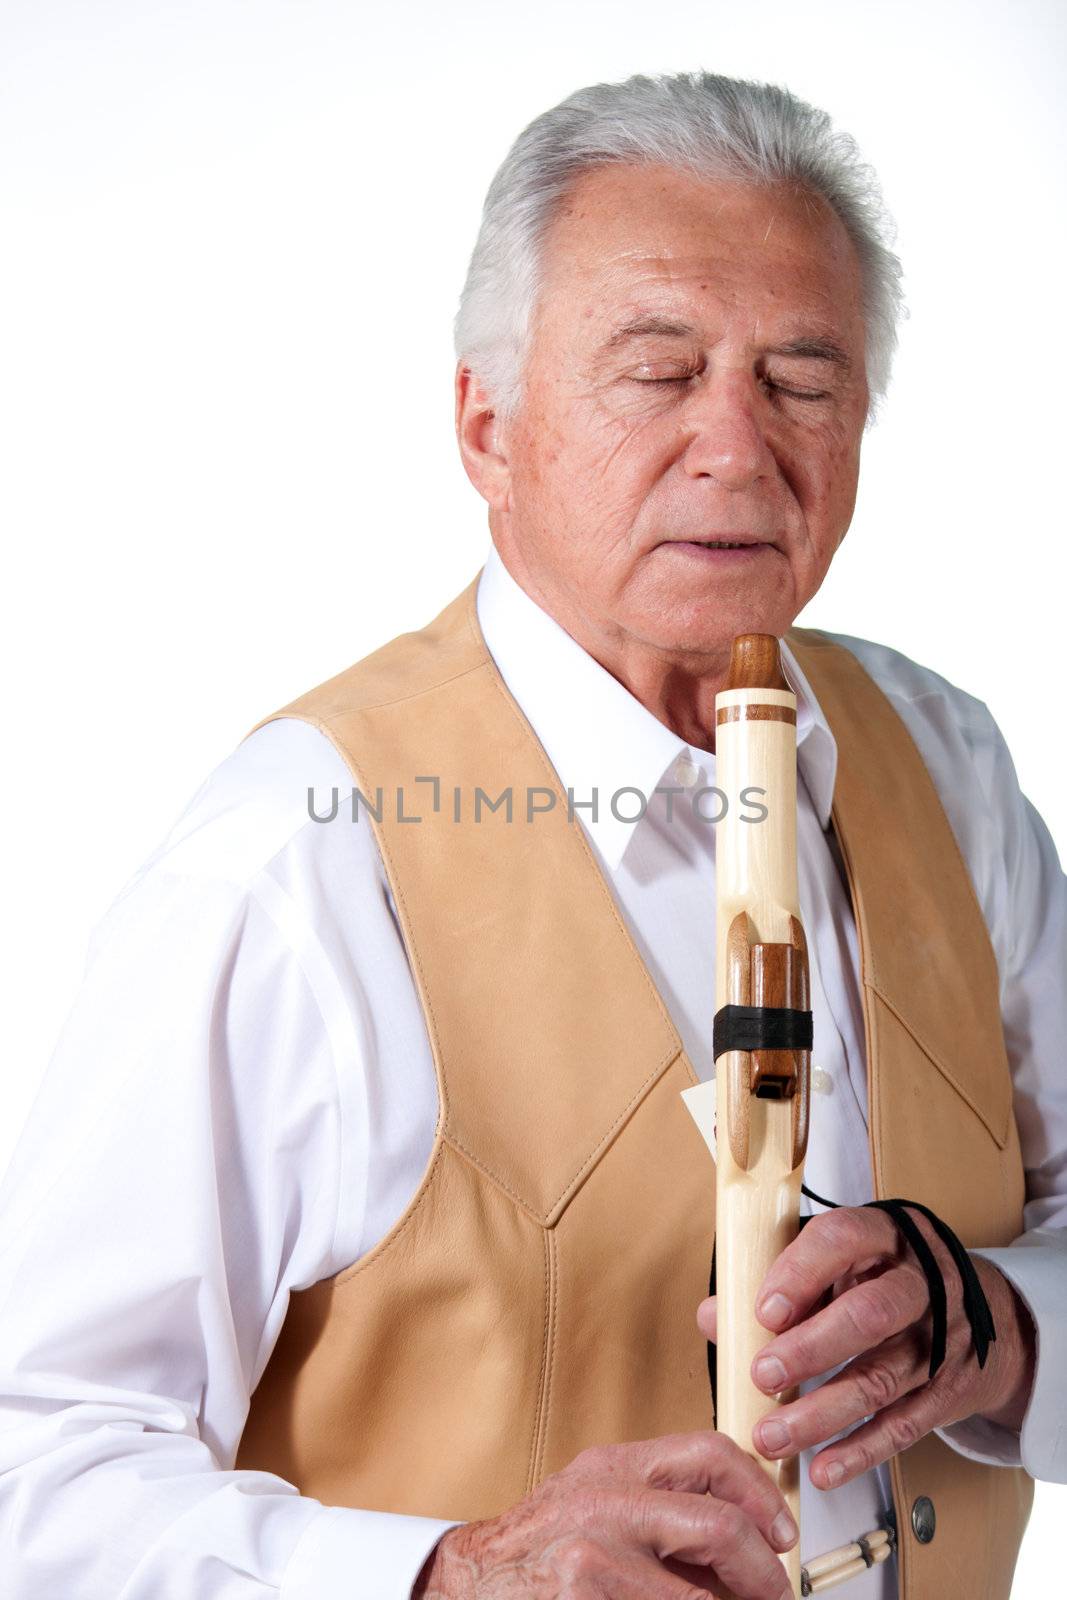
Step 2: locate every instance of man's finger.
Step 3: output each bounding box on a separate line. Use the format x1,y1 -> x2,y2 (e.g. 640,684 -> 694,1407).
755,1208 -> 902,1331
806,1380 -> 950,1489
633,1490 -> 794,1600
696,1294 -> 717,1342
617,1433 -> 798,1551
750,1264 -> 929,1394
753,1329 -> 927,1460
659,1551 -> 741,1596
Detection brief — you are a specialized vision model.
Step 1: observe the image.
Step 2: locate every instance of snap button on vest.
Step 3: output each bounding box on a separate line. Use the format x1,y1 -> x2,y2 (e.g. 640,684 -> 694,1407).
911,1496 -> 936,1544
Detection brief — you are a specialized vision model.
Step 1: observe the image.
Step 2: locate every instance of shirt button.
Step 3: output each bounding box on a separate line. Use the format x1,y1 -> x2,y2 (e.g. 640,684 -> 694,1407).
812,1065 -> 834,1095
674,755 -> 700,788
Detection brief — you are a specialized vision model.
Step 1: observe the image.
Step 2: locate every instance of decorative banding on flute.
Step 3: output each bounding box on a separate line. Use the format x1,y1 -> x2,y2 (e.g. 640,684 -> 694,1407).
716,704 -> 797,726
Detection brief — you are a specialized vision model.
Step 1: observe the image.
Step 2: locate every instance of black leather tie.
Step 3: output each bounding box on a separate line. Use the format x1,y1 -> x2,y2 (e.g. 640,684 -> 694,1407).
799,1185 -> 997,1380
707,1190 -> 998,1419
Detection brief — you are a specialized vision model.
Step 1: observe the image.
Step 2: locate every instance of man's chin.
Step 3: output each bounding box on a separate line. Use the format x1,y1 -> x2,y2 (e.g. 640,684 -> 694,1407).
636,551 -> 797,645
636,599 -> 796,659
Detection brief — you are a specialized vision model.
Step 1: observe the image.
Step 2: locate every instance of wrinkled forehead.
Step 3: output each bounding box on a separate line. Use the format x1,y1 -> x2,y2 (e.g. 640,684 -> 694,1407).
535,163 -> 866,342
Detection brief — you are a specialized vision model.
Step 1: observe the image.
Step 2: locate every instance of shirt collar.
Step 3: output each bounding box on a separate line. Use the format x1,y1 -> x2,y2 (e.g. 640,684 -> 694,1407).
475,541 -> 837,868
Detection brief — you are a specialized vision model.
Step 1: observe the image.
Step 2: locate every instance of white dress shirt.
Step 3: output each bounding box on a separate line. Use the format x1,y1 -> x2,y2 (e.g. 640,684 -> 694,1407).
1,543 -> 1064,1600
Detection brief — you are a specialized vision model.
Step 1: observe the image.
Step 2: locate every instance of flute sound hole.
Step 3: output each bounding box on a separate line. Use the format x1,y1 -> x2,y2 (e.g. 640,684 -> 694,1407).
755,1079 -> 793,1100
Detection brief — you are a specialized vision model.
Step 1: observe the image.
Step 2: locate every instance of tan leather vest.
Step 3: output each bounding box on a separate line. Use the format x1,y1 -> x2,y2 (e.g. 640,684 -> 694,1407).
234,575 -> 1033,1598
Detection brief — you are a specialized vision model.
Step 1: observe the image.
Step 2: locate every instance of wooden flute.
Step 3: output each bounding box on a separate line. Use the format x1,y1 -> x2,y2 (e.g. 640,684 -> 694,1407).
685,632 -> 812,1598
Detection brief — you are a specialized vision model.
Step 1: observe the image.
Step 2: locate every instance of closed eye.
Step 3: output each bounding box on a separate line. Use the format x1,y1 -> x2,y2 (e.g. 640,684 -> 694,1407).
625,371 -> 831,400
627,370 -> 701,385
620,369 -> 838,403
762,379 -> 831,402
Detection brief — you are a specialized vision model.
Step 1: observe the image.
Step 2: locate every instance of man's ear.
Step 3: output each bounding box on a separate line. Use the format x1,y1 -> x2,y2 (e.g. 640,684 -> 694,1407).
455,363 -> 511,510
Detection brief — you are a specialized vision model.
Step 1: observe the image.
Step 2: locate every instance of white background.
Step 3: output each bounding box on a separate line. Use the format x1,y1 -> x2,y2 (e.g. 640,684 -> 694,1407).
1,1 -> 1063,1592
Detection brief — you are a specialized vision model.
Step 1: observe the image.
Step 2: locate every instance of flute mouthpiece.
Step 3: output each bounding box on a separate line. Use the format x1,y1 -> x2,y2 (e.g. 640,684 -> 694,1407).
725,634 -> 788,692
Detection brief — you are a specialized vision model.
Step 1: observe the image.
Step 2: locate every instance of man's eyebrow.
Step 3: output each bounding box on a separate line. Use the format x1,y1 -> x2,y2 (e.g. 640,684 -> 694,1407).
597,320 -> 852,371
600,315 -> 697,349
765,336 -> 852,370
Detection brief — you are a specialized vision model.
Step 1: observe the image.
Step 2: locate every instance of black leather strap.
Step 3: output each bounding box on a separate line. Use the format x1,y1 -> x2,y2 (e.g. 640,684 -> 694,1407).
708,1240 -> 718,1418
712,1004 -> 813,1060
800,1185 -> 997,1379
703,1191 -> 996,1420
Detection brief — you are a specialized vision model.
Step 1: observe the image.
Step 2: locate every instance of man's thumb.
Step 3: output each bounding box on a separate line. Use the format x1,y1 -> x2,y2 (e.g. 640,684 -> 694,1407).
696,1294 -> 717,1343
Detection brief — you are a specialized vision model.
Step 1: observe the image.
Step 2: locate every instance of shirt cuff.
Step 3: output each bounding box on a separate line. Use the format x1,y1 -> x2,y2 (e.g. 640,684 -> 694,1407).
935,1236 -> 1067,1484
282,1505 -> 464,1600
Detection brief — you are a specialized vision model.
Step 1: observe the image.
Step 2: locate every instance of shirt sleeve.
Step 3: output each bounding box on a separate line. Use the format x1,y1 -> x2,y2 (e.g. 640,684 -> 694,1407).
928,702 -> 1067,1482
0,846 -> 459,1597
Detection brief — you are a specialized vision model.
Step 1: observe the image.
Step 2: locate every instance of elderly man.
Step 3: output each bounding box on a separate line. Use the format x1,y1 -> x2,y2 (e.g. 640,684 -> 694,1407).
0,69 -> 1064,1600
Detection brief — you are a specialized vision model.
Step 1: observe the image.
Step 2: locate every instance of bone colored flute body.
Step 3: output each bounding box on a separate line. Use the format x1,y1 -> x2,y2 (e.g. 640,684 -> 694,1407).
715,637 -> 811,1598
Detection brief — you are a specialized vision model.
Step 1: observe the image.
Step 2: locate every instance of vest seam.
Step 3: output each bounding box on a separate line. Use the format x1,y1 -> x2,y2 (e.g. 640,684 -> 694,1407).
527,1226 -> 557,1493
444,1045 -> 686,1225
542,1228 -> 560,1486
441,1132 -> 549,1224
249,660 -> 485,741
868,981 -> 1009,1149
526,1224 -> 550,1492
541,1040 -> 684,1220
999,1115 -> 1016,1248
326,1135 -> 557,1291
312,658 -> 487,718
887,1451 -> 908,1599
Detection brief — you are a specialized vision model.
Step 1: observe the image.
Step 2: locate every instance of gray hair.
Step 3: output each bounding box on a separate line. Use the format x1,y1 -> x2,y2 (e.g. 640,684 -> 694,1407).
453,70 -> 904,424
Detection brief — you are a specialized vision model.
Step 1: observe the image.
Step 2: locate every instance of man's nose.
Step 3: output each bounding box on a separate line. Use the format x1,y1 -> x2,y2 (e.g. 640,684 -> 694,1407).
681,372 -> 775,491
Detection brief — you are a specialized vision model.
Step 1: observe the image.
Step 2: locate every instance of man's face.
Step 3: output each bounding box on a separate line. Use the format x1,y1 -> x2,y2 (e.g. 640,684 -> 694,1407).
484,163 -> 870,666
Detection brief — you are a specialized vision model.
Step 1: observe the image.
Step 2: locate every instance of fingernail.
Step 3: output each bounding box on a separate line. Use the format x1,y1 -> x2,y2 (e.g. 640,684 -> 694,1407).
822,1460 -> 846,1487
759,1292 -> 793,1329
779,1585 -> 795,1600
771,1510 -> 799,1551
759,1418 -> 791,1454
754,1355 -> 787,1392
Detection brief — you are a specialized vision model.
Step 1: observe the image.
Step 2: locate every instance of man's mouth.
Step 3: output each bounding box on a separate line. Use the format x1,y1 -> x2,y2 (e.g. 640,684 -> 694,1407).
660,535 -> 773,553
684,538 -> 760,549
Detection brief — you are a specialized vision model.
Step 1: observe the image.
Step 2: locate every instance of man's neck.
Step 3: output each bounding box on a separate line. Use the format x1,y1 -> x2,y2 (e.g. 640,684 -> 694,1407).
489,544 -> 730,753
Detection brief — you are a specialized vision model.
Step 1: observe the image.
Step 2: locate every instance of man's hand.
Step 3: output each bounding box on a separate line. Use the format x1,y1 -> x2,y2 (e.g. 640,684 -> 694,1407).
696,1205 -> 1037,1490
410,1432 -> 799,1600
